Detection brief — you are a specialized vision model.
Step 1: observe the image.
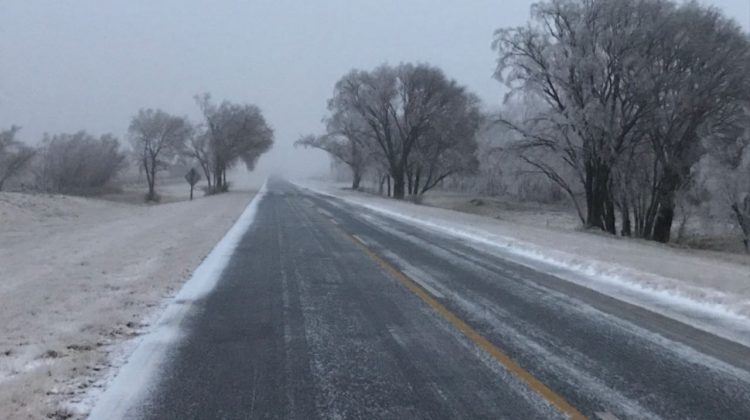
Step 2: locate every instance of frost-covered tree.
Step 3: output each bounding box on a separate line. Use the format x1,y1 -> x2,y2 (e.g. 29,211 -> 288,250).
0,126 -> 35,191
328,64 -> 481,198
195,94 -> 274,193
494,0 -> 750,242
494,0 -> 661,233
35,131 -> 125,195
184,130 -> 214,192
408,88 -> 482,195
638,3 -> 750,242
733,195 -> 750,253
704,111 -> 750,252
128,109 -> 192,201
295,108 -> 373,190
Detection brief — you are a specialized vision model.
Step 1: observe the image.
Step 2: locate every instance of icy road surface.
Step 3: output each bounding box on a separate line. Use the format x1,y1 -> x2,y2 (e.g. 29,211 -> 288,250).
91,178 -> 750,419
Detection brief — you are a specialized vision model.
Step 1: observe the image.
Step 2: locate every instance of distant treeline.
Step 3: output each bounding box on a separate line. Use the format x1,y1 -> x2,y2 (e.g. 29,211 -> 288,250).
0,93 -> 274,201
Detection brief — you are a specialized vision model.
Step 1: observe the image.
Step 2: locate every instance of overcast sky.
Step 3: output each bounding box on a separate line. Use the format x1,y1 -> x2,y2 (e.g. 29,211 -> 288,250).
2,0 -> 748,178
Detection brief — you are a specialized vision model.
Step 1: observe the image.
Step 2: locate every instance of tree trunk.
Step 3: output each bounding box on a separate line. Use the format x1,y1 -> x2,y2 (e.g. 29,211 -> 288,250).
651,169 -> 680,243
212,162 -> 225,193
144,155 -> 157,202
620,199 -> 631,237
584,159 -> 613,232
352,171 -> 362,190
196,157 -> 212,192
147,184 -> 156,201
652,201 -> 674,243
387,176 -> 391,197
393,175 -> 405,199
414,168 -> 422,195
642,209 -> 656,240
604,196 -> 616,235
731,202 -> 750,254
148,165 -> 157,201
584,163 -> 598,229
211,165 -> 220,193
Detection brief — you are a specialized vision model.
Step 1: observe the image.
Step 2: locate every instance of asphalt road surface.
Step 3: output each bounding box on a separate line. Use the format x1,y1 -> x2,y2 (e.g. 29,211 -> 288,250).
129,178 -> 750,419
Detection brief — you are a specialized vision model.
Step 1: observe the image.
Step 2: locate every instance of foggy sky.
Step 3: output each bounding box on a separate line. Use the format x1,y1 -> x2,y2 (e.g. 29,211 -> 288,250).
2,0 -> 748,178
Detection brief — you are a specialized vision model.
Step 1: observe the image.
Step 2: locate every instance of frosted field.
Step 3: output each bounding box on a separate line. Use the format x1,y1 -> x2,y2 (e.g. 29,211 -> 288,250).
0,184 -> 256,419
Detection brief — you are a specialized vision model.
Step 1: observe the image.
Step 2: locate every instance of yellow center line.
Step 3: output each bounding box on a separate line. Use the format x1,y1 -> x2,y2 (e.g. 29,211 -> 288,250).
346,232 -> 587,420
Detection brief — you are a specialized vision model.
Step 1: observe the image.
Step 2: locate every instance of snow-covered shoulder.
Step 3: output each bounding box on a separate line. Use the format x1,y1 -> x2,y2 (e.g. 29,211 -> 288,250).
295,180 -> 750,348
86,181 -> 268,420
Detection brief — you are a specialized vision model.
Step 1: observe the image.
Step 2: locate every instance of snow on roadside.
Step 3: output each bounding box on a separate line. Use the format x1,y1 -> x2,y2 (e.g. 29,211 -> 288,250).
296,180 -> 750,348
0,186 -> 260,420
85,180 -> 267,419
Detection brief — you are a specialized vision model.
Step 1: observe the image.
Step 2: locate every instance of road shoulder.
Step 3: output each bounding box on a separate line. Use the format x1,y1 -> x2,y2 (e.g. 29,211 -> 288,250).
295,180 -> 750,348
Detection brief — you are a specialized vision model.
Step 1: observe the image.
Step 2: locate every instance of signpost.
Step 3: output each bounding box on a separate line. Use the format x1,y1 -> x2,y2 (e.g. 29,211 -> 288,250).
185,168 -> 201,200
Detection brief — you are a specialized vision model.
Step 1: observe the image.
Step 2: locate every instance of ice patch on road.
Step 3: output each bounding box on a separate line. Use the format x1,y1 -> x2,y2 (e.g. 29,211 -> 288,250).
86,180 -> 268,420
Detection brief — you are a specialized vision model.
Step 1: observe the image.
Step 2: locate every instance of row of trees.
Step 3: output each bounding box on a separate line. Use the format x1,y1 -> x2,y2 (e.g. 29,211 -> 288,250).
0,127 -> 125,195
297,63 -> 482,199
0,127 -> 35,191
0,94 -> 273,200
302,0 -> 750,248
128,94 -> 273,200
36,132 -> 126,195
494,0 -> 750,243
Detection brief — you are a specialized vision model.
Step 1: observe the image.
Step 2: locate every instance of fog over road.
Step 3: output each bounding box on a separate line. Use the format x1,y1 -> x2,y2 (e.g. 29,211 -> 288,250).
114,178 -> 750,419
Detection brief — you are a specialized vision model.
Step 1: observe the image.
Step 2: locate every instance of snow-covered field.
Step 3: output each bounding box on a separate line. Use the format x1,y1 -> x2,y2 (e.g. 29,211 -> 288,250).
0,185 -> 257,419
297,180 -> 750,348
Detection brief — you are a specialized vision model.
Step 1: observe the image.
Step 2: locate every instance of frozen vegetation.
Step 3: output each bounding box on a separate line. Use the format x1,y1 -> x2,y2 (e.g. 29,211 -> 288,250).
0,181 -> 257,419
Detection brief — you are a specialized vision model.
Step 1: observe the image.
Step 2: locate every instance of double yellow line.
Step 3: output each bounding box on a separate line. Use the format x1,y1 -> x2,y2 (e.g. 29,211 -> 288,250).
337,221 -> 586,419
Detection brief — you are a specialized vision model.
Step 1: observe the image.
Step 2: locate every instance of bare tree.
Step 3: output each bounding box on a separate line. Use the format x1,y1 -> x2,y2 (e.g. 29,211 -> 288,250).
494,0 -> 661,233
408,90 -> 482,195
128,109 -> 192,201
329,63 -> 481,199
295,104 -> 376,189
0,126 -> 35,191
732,195 -> 750,253
705,111 -> 750,253
195,94 -> 274,193
295,133 -> 369,189
465,119 -> 511,196
184,130 -> 214,192
35,131 -> 126,195
638,3 -> 750,242
494,0 -> 750,243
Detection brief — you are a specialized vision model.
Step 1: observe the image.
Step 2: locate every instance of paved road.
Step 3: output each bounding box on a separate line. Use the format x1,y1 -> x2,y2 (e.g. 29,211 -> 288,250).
131,178 -> 750,419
